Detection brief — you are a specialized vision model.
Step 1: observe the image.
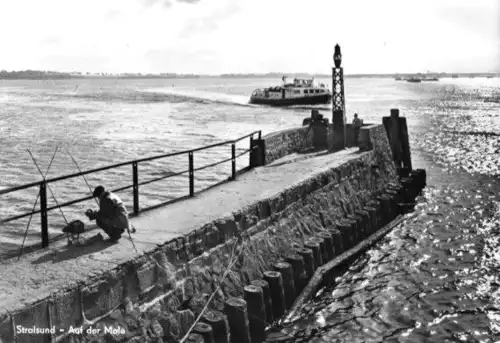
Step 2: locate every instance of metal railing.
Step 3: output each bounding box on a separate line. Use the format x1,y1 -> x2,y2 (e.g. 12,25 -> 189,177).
0,130 -> 262,249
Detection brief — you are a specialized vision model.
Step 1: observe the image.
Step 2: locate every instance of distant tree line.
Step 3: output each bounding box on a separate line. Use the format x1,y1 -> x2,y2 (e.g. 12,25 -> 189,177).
0,70 -> 76,79
0,69 -> 496,80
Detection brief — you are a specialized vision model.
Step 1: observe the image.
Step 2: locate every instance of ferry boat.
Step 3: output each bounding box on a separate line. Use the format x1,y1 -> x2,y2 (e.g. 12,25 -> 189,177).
249,77 -> 332,106
406,77 -> 422,83
422,77 -> 439,81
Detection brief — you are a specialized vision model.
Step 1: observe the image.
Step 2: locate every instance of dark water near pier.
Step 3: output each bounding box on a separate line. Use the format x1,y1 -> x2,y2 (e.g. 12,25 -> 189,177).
1,77 -> 500,341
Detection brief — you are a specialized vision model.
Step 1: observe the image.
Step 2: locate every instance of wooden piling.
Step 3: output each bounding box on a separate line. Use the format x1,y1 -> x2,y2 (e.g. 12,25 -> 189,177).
201,309 -> 230,343
317,232 -> 335,261
367,200 -> 382,229
327,228 -> 343,255
273,262 -> 296,310
415,168 -> 427,188
263,271 -> 286,319
285,254 -> 307,293
384,189 -> 400,214
400,177 -> 414,203
377,194 -> 392,226
295,248 -> 315,281
335,221 -> 352,250
304,240 -> 322,269
363,206 -> 378,234
310,236 -> 327,266
251,280 -> 273,325
187,333 -> 205,343
385,192 -> 398,219
397,167 -> 410,178
345,218 -> 358,245
224,297 -> 251,343
355,209 -> 371,238
386,186 -> 402,203
244,285 -> 267,343
194,322 -> 215,343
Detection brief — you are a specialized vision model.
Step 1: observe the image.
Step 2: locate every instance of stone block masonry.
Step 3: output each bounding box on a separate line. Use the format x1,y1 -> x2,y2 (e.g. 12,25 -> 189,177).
260,126 -> 314,165
0,122 -> 426,343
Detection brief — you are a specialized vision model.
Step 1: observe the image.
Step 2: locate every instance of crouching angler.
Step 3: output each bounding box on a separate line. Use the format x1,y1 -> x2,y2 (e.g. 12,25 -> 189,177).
85,185 -> 135,241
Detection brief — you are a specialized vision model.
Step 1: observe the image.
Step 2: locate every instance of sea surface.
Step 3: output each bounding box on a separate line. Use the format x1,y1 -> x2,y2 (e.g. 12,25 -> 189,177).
1,76 -> 500,342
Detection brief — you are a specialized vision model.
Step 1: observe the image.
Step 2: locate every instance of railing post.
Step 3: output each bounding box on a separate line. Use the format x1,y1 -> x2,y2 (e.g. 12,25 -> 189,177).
258,130 -> 262,140
40,181 -> 49,248
231,143 -> 236,180
249,136 -> 254,168
132,162 -> 139,215
189,152 -> 194,197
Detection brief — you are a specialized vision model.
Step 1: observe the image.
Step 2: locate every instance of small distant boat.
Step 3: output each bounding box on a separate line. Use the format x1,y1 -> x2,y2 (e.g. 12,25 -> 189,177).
451,75 -> 459,79
249,77 -> 332,106
487,76 -> 494,79
395,76 -> 403,81
484,97 -> 500,103
406,77 -> 422,83
422,77 -> 439,82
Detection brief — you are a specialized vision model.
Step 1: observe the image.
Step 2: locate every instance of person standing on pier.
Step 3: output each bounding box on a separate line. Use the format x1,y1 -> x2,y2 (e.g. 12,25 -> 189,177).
353,113 -> 363,145
85,185 -> 133,241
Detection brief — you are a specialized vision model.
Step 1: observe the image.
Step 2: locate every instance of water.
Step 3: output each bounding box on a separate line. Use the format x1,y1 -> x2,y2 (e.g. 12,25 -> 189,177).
1,76 -> 500,341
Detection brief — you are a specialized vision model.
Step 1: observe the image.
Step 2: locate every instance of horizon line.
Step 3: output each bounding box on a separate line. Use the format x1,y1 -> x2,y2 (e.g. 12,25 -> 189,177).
0,70 -> 499,77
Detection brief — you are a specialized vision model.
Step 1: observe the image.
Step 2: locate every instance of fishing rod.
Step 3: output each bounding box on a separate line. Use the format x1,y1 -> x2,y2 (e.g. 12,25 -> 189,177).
65,148 -> 100,207
27,150 -> 69,226
18,146 -> 59,260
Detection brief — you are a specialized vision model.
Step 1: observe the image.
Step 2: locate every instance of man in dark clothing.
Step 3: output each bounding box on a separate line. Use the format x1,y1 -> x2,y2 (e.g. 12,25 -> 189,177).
85,185 -> 131,241
352,113 -> 363,145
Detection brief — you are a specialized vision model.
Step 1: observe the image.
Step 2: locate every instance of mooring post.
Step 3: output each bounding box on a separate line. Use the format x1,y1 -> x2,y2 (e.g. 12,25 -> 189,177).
383,109 -> 404,170
40,181 -> 49,248
398,112 -> 413,171
391,109 -> 402,167
132,162 -> 139,215
249,136 -> 266,168
189,152 -> 194,197
332,44 -> 346,151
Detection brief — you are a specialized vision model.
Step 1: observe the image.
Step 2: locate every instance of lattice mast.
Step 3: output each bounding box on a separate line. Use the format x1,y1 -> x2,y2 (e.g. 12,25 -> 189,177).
332,44 -> 346,150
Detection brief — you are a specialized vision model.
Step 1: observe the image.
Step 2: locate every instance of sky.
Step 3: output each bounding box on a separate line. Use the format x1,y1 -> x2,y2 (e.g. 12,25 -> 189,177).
0,0 -> 498,74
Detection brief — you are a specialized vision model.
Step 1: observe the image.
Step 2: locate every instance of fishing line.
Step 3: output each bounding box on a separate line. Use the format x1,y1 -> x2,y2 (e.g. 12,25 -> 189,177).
27,149 -> 69,225
65,148 -> 100,206
18,146 -> 59,260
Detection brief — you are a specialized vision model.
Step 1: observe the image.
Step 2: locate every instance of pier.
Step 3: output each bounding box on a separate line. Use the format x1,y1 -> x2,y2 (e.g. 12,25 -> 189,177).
0,47 -> 427,343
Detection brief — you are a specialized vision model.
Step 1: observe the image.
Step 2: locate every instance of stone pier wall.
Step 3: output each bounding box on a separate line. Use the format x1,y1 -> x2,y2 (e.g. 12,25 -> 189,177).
0,123 -> 412,343
261,127 -> 314,165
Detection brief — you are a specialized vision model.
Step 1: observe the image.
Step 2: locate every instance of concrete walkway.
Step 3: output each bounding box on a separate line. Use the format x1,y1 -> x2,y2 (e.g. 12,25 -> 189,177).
0,148 -> 361,314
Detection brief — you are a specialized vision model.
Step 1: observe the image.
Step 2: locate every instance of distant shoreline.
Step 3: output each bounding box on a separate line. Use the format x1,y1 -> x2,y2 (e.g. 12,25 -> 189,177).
0,71 -> 498,80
